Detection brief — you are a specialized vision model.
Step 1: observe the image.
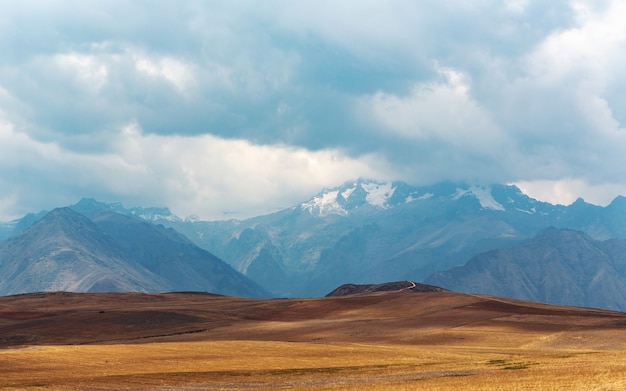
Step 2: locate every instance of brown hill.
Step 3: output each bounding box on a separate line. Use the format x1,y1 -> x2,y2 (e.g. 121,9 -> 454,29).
2,289 -> 626,350
325,280 -> 447,296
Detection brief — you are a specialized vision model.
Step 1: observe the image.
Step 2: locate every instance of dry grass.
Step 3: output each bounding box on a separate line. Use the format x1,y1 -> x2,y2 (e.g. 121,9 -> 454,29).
3,291 -> 626,389
2,340 -> 626,390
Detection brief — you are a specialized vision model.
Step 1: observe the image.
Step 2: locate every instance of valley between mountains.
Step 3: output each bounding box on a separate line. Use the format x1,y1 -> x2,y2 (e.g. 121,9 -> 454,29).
3,177 -> 626,390
3,179 -> 626,311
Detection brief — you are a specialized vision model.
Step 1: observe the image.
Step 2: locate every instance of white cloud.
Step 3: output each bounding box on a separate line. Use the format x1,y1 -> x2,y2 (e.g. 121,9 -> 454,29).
114,124 -> 390,219
273,0 -> 423,58
515,179 -> 626,207
521,0 -> 626,124
54,53 -> 108,92
504,0 -> 530,14
134,55 -> 195,92
2,0 -> 626,219
0,119 -> 390,220
359,64 -> 509,153
0,119 -> 60,163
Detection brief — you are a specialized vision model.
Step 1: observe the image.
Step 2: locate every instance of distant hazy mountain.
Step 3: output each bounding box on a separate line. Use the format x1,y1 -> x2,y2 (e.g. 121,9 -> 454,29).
71,197 -> 184,223
89,210 -> 268,296
146,179 -> 626,297
0,208 -> 164,294
4,180 -> 626,299
0,221 -> 15,242
0,198 -> 185,242
0,207 -> 268,297
426,228 -> 626,311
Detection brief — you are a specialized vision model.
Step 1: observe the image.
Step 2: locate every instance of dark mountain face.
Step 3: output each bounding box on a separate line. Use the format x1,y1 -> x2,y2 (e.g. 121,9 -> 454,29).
90,211 -> 268,297
426,228 -> 626,311
0,208 -> 268,297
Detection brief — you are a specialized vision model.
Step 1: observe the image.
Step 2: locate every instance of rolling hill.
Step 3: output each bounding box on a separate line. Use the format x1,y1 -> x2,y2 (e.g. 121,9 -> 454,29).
3,285 -> 626,389
2,284 -> 626,348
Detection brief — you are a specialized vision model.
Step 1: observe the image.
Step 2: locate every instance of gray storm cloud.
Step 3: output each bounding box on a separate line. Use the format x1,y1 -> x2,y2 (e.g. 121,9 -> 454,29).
1,0 -> 625,219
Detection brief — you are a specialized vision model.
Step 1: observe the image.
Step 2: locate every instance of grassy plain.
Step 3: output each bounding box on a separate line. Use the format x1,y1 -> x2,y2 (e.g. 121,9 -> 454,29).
3,341 -> 626,390
2,290 -> 626,389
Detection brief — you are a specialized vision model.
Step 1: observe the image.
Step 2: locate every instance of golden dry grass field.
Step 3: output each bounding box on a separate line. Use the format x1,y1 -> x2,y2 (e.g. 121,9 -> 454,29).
3,341 -> 626,390
2,289 -> 626,390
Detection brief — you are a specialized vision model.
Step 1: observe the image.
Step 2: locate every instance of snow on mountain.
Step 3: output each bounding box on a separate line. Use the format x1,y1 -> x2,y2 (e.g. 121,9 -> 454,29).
301,180 -> 399,216
301,190 -> 348,216
341,186 -> 356,199
7,179 -> 626,299
301,180 -> 512,217
70,198 -> 183,222
405,193 -> 433,203
362,182 -> 395,208
467,186 -> 505,211
128,207 -> 182,222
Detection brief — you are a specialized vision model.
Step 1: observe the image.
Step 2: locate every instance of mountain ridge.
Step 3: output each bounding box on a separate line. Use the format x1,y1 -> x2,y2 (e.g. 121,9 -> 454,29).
426,227 -> 626,311
0,207 -> 166,294
0,207 -> 268,297
3,179 -> 626,300
166,180 -> 626,297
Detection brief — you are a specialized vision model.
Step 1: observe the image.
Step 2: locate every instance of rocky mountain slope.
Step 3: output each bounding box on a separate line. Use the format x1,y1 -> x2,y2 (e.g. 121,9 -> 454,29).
155,180 -> 626,297
0,208 -> 164,294
0,208 -> 268,297
4,179 -> 626,300
426,228 -> 626,311
90,210 -> 268,296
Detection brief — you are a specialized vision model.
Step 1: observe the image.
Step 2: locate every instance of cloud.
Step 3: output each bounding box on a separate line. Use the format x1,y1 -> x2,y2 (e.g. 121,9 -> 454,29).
353,64 -> 517,185
515,179 -> 626,207
54,53 -> 109,92
0,119 -> 389,220
505,1 -> 626,174
360,64 -> 508,150
1,0 -> 626,218
110,122 -> 391,219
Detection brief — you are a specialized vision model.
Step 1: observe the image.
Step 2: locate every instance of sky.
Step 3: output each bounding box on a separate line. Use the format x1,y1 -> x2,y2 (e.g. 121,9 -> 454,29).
1,0 -> 626,220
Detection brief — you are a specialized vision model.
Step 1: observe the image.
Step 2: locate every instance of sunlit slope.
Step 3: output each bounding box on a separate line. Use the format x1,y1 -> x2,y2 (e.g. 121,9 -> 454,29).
2,288 -> 626,350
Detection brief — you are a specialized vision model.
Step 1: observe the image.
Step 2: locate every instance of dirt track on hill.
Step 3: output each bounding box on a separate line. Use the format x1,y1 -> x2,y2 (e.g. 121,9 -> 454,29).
2,289 -> 626,350
4,290 -> 626,390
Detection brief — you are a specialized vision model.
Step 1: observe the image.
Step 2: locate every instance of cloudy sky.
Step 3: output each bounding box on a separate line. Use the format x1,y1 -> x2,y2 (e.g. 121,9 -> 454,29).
1,0 -> 626,220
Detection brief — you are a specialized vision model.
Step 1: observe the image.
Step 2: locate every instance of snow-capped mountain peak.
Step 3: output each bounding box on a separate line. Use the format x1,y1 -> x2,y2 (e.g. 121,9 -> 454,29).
127,206 -> 182,222
457,186 -> 506,211
362,182 -> 395,208
70,198 -> 183,222
301,190 -> 348,216
300,181 -> 536,217
301,180 -> 398,216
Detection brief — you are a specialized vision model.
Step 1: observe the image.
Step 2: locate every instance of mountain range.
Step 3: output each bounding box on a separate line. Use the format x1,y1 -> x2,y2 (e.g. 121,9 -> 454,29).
0,207 -> 268,297
149,179 -> 626,298
427,227 -> 626,311
3,179 -> 626,309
